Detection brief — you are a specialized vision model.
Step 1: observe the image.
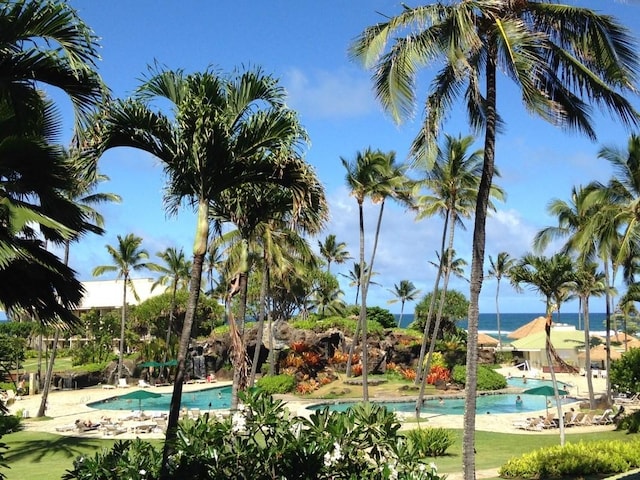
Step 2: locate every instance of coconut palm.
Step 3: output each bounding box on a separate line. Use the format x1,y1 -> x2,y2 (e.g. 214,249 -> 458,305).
413,135 -> 503,411
318,234 -> 351,273
150,247 -> 192,366
351,2 -> 638,474
340,261 -> 378,306
92,234 -> 154,382
573,261 -> 607,409
0,0 -> 104,324
509,252 -> 576,446
487,252 -> 517,348
90,66 -> 318,471
387,280 -> 421,327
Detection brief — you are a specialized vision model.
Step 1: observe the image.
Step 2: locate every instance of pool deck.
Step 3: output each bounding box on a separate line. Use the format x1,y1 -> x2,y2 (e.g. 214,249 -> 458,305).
6,368 -> 620,440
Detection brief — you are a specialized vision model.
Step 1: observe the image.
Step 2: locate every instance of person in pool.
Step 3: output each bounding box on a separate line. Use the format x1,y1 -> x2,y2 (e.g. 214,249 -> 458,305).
515,395 -> 523,406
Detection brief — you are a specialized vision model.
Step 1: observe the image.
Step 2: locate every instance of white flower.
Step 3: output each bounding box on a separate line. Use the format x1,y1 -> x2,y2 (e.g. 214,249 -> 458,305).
231,411 -> 247,434
429,462 -> 438,471
323,442 -> 343,467
139,469 -> 147,476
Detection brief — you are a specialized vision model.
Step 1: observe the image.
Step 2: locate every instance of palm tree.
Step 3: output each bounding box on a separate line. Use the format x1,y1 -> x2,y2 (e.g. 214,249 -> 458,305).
351,3 -> 638,475
487,252 -> 516,348
573,261 -> 607,409
387,280 -> 421,327
90,66 -> 318,474
340,261 -> 377,306
0,0 -> 104,324
318,234 -> 351,273
413,135 -> 503,410
150,247 -> 191,366
93,234 -> 154,382
509,253 -> 576,446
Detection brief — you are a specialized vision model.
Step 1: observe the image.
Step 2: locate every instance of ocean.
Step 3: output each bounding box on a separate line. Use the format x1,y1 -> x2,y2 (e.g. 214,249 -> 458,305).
395,312 -> 611,340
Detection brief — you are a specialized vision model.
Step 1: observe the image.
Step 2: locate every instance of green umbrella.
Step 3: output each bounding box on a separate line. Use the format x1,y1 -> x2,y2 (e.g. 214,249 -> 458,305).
523,385 -> 569,415
117,389 -> 162,410
163,359 -> 178,367
139,361 -> 162,368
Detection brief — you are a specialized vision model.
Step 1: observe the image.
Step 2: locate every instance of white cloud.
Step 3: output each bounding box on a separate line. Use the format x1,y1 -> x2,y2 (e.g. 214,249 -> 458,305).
283,67 -> 379,120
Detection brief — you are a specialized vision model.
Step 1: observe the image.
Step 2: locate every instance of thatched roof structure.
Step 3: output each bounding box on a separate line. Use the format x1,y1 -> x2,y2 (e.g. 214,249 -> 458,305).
507,316 -> 548,340
477,332 -> 499,347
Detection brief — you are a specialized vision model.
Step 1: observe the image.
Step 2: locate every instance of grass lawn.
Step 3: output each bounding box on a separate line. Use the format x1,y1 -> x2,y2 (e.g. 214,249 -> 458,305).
2,431 -> 163,480
1,428 -> 632,479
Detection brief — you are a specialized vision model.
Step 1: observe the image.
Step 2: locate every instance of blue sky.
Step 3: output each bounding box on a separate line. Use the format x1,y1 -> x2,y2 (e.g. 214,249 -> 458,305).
46,1 -> 640,316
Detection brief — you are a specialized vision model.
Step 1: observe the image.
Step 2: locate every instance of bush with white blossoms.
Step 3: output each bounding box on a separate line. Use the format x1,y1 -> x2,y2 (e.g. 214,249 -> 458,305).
63,389 -> 444,480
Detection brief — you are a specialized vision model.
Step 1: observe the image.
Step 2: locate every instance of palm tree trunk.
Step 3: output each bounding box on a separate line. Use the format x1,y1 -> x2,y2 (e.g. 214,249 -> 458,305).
583,297 -> 595,409
162,283 -> 178,366
249,265 -> 269,387
357,201 -> 369,401
496,279 -> 502,348
398,301 -> 405,328
416,213 -> 456,416
37,329 -> 59,417
117,278 -> 127,381
230,271 -> 249,409
545,309 -> 566,446
463,44 -> 497,480
604,261 -> 612,403
415,212 -> 449,384
161,202 -> 208,480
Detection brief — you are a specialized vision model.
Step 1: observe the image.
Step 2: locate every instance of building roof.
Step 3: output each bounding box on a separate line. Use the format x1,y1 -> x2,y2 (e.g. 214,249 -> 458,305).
77,278 -> 162,311
510,327 -> 586,351
507,316 -> 548,339
578,344 -> 622,362
477,332 -> 499,346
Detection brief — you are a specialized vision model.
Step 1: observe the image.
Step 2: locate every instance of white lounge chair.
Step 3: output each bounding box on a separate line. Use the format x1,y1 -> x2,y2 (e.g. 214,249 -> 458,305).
117,378 -> 129,388
138,379 -> 151,388
102,423 -> 127,436
593,409 -> 613,425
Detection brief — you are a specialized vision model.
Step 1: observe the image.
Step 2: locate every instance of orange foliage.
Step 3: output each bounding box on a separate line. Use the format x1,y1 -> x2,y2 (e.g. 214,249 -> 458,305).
302,351 -> 321,366
351,364 -> 363,377
296,379 -> 319,394
329,350 -> 349,365
291,341 -> 309,354
426,365 -> 450,385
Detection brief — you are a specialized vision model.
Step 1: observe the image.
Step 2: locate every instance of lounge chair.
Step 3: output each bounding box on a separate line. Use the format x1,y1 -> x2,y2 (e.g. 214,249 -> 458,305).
514,417 -> 544,431
117,378 -> 129,388
102,423 -> 127,436
75,420 -> 100,433
614,393 -> 639,405
541,413 -> 558,429
55,423 -> 77,432
138,379 -> 152,388
593,409 -> 613,425
576,412 -> 594,426
563,411 -> 580,427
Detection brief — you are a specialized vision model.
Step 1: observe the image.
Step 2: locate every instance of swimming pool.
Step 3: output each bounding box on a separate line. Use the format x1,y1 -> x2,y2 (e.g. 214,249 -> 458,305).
88,386 -> 232,411
507,376 -> 571,390
309,393 -> 572,415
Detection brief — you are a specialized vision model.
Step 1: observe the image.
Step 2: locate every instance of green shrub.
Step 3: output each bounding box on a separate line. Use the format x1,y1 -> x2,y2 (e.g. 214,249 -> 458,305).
291,316 -> 385,336
404,427 -> 454,457
0,384 -> 14,393
495,350 -> 514,364
499,439 -> 640,479
616,408 -> 640,433
63,391 -> 445,480
0,414 -> 21,435
256,374 -> 296,394
451,365 -> 507,391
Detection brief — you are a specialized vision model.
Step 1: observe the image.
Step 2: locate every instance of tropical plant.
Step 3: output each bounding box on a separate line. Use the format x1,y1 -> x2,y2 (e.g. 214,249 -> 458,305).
412,134 -> 503,417
387,280 -> 421,327
318,234 -> 351,273
351,2 -> 638,476
487,252 -> 516,348
90,66 -> 323,476
92,234 -> 155,381
509,252 -> 576,445
340,261 -> 378,306
0,0 -> 104,325
149,247 -> 191,365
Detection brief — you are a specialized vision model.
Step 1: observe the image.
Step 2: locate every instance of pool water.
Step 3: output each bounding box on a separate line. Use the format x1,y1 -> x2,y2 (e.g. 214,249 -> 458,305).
507,377 -> 571,390
311,393 -> 572,415
88,386 -> 232,411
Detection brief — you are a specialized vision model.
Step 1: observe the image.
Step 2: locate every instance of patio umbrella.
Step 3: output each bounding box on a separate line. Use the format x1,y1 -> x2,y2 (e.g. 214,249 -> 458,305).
117,389 -> 162,410
523,385 -> 568,415
163,359 -> 178,367
139,360 -> 162,368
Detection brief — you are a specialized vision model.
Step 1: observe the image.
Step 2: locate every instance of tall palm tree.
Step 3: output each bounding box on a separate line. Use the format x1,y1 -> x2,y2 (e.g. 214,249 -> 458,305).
340,261 -> 377,306
509,252 -> 576,446
90,66 -> 318,474
318,234 -> 351,273
351,3 -> 638,475
93,234 -> 153,382
573,261 -> 607,409
487,252 -> 516,348
413,134 -> 503,405
387,280 -> 421,327
150,247 -> 191,366
0,0 -> 104,324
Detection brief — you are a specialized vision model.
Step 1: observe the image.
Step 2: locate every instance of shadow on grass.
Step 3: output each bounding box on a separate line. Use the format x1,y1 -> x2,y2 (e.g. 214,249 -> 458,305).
4,432 -> 115,464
